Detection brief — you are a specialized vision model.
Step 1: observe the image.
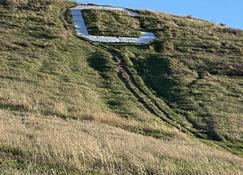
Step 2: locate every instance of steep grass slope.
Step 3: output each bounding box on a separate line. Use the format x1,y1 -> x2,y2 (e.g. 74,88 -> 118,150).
83,8 -> 243,155
0,1 -> 243,174
82,9 -> 141,37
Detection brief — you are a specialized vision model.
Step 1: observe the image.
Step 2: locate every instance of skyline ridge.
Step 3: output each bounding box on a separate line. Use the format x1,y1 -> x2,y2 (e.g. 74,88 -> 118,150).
77,0 -> 243,29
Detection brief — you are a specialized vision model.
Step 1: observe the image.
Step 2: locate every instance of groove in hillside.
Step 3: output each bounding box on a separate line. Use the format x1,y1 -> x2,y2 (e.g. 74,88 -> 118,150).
117,58 -> 197,134
119,60 -> 202,132
98,45 -> 204,138
117,69 -> 158,116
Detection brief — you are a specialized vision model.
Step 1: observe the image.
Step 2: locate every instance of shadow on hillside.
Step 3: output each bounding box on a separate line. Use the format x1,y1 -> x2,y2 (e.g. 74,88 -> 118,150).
132,55 -> 176,101
87,51 -> 112,80
132,55 -> 225,141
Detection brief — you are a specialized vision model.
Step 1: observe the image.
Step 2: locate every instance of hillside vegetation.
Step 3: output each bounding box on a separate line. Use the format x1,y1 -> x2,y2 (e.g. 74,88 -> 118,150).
83,8 -> 243,154
0,0 -> 243,174
82,9 -> 141,37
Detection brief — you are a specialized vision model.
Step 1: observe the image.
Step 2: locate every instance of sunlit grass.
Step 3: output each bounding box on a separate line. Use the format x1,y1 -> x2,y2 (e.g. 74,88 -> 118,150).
0,0 -> 243,174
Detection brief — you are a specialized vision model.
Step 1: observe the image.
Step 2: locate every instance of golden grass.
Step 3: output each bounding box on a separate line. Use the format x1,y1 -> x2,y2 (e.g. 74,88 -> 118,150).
0,109 -> 243,175
0,76 -> 180,139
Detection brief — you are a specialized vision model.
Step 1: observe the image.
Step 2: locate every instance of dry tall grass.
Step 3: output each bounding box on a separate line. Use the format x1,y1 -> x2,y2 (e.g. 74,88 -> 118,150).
0,75 -> 178,138
1,109 -> 243,175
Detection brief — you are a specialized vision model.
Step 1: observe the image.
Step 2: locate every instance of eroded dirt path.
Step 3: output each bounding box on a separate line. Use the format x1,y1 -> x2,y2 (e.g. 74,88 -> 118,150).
98,45 -> 206,139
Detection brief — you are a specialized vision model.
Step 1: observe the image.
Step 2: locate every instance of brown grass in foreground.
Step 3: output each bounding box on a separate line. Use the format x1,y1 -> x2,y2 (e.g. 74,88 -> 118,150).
0,109 -> 243,175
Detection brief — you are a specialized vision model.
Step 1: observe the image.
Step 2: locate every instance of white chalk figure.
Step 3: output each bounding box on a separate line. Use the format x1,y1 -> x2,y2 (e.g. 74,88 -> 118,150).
71,5 -> 156,44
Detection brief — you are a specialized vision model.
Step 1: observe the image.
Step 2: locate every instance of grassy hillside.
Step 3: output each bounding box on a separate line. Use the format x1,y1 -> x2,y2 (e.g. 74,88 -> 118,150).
82,9 -> 141,37
0,0 -> 243,174
83,8 -> 243,154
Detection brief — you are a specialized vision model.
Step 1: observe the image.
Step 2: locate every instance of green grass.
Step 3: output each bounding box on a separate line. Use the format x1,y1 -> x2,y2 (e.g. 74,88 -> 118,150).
0,0 -> 243,174
107,10 -> 243,153
81,5 -> 243,155
82,9 -> 141,37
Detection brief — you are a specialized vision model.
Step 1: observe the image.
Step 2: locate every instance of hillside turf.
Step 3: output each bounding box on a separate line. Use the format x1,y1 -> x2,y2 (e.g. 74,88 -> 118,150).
0,0 -> 243,174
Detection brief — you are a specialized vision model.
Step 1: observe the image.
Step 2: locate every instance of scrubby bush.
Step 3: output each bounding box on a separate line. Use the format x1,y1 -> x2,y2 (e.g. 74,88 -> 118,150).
223,27 -> 242,36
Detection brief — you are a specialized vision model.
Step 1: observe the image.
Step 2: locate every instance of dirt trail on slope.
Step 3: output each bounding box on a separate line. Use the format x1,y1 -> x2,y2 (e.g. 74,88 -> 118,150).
99,46 -> 207,139
108,49 -> 190,132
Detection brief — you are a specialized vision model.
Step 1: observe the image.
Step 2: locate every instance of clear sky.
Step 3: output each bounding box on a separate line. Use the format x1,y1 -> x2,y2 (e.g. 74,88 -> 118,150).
76,0 -> 243,29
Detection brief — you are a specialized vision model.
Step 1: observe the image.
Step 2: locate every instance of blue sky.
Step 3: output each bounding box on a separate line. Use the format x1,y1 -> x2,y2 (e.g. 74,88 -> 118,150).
76,0 -> 243,29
